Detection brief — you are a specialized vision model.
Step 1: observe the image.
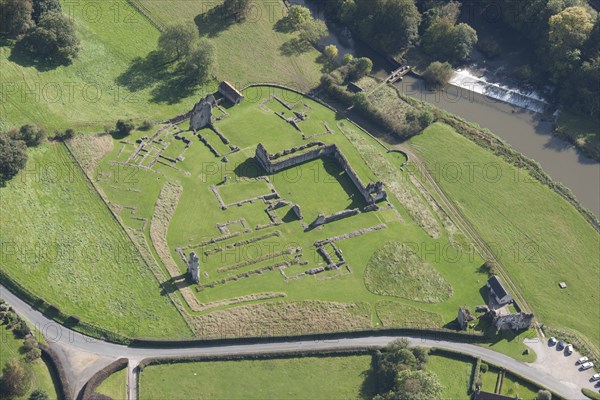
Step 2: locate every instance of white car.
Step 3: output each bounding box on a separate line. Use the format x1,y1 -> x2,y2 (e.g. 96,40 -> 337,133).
578,356 -> 589,364
581,362 -> 594,370
549,337 -> 557,345
591,373 -> 600,381
566,344 -> 574,354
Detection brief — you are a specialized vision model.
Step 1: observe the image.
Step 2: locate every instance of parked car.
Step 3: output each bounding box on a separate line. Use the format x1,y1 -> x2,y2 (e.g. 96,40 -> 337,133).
549,337 -> 557,346
566,344 -> 574,355
581,362 -> 594,370
591,373 -> 600,381
557,340 -> 566,350
578,356 -> 589,364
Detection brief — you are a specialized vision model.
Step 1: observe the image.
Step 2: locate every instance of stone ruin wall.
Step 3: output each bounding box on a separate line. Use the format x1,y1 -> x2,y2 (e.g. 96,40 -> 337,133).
255,143 -> 386,204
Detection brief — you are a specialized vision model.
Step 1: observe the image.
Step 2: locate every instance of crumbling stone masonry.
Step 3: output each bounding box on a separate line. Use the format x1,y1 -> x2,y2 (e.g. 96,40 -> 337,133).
187,252 -> 200,284
492,311 -> 534,331
190,94 -> 217,131
255,143 -> 387,204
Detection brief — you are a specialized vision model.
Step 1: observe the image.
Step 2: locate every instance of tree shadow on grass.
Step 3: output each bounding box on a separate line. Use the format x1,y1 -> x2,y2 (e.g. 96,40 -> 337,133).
194,5 -> 236,38
8,40 -> 69,72
359,355 -> 380,399
116,51 -> 171,92
117,51 -> 204,104
280,38 -> 312,56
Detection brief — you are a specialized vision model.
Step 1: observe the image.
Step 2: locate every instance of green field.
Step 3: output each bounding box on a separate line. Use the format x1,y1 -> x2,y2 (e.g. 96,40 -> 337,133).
0,0 -> 324,133
91,86 -> 489,336
135,0 -> 323,88
480,367 -> 540,400
139,355 -> 375,399
0,0 -> 202,132
426,354 -> 474,400
0,330 -> 59,399
408,122 -> 600,349
96,368 -> 127,400
0,143 -> 190,338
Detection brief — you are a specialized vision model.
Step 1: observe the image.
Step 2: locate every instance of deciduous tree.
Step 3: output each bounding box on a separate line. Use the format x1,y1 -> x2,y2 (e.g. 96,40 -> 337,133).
0,0 -> 34,38
158,24 -> 197,62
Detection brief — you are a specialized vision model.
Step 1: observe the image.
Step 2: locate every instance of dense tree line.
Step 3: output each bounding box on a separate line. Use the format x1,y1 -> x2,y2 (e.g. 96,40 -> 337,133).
474,0 -> 599,117
372,339 -> 443,400
0,299 -> 47,399
0,0 -> 79,64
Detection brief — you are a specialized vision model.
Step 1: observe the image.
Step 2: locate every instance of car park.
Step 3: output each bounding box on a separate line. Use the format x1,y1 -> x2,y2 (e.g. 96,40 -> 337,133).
566,344 -> 574,354
581,362 -> 594,370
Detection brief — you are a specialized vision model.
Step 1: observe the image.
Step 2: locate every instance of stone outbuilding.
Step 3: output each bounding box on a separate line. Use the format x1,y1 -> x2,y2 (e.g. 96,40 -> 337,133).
486,275 -> 513,307
219,81 -> 244,105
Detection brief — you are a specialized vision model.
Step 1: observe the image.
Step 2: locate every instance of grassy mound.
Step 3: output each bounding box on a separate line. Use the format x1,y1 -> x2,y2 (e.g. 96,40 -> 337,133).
364,241 -> 453,303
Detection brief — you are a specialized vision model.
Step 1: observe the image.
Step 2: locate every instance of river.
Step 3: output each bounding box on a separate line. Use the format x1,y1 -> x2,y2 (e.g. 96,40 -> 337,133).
291,0 -> 600,217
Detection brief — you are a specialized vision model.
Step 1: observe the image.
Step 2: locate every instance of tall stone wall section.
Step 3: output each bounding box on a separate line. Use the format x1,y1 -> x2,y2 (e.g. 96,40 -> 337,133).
255,143 -> 386,204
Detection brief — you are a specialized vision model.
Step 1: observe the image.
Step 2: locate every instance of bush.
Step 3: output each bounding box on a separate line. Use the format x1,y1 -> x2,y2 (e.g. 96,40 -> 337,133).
423,61 -> 454,86
0,132 -> 28,185
115,119 -> 135,137
55,128 -> 74,141
582,388 -> 600,400
536,389 -> 552,400
480,362 -> 489,373
141,120 -> 154,131
29,389 -> 49,400
0,359 -> 31,397
9,125 -> 46,147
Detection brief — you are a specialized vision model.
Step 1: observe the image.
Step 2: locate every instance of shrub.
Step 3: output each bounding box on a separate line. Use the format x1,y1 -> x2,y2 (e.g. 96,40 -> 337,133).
115,120 -> 135,137
0,359 -> 31,397
141,120 -> 154,131
536,389 -> 552,400
0,132 -> 28,185
9,125 -> 46,147
29,389 -> 49,400
423,61 -> 454,86
480,362 -> 489,373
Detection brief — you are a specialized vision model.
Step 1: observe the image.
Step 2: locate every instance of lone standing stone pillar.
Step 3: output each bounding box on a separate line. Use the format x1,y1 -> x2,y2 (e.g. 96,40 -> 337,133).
187,252 -> 200,284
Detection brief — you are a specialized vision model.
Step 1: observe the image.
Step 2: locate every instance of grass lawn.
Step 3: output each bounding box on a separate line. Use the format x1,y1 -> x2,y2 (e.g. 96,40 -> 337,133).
96,368 -> 127,400
0,143 -> 190,338
365,241 -> 453,303
427,354 -> 474,400
139,355 -> 376,399
0,329 -> 59,399
480,367 -> 540,400
0,0 -> 206,133
135,0 -> 324,89
408,122 -> 600,351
